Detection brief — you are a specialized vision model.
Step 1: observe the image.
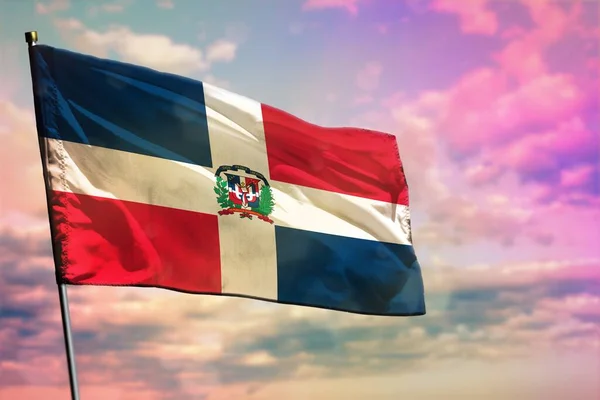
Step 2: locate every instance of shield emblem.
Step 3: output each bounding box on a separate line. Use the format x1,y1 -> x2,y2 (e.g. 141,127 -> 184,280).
214,165 -> 274,224
225,174 -> 261,208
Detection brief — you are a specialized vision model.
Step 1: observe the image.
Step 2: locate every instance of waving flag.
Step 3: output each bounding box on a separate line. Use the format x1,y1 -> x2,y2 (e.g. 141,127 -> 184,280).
30,45 -> 425,316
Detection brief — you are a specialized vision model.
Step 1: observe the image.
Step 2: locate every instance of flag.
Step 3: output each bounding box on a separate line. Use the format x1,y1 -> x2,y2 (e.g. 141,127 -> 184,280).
30,45 -> 425,316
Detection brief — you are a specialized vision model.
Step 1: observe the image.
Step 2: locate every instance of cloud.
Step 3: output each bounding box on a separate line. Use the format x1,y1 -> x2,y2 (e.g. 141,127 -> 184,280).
203,74 -> 231,89
1,222 -> 598,399
206,40 -> 238,63
387,77 -> 595,246
384,94 -> 543,247
302,0 -> 362,16
36,0 -> 69,14
414,196 -> 533,247
355,61 -> 383,92
494,0 -> 582,83
384,0 -> 599,213
499,118 -> 599,202
0,101 -> 47,218
436,68 -> 598,207
430,0 -> 498,36
435,70 -> 587,156
53,19 -> 239,76
53,19 -> 208,75
464,163 -> 502,186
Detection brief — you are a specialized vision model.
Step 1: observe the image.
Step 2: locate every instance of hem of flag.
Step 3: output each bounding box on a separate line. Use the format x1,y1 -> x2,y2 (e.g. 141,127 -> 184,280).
56,281 -> 426,317
33,48 -> 73,285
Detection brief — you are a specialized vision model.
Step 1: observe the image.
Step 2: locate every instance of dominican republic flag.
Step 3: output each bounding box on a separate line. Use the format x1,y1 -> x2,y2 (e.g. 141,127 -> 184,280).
30,44 -> 425,316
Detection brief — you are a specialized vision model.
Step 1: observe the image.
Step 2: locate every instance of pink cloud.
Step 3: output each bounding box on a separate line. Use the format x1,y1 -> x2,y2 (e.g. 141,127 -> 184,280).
520,0 -> 581,43
431,70 -> 586,157
494,74 -> 583,130
432,68 -> 505,155
494,37 -> 548,83
386,3 -> 597,206
386,85 -> 558,246
561,164 -> 597,190
500,26 -> 527,40
465,163 -> 502,186
494,0 -> 583,83
502,117 -> 597,174
471,115 -> 600,206
382,3 -> 598,242
430,0 -> 498,36
359,4 -> 597,254
302,0 -> 362,15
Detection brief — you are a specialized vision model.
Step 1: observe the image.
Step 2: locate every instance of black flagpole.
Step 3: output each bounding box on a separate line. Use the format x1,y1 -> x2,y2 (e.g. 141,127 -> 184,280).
25,31 -> 81,400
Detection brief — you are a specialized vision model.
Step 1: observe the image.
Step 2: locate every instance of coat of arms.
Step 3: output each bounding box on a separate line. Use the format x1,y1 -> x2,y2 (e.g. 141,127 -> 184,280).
213,165 -> 275,223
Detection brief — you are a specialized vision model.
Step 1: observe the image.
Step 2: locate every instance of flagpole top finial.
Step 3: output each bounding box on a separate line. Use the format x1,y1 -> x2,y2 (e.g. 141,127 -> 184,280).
25,31 -> 38,46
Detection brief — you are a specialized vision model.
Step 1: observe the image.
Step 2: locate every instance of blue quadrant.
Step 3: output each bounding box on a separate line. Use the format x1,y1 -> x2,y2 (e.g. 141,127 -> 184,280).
275,226 -> 425,316
32,45 -> 212,167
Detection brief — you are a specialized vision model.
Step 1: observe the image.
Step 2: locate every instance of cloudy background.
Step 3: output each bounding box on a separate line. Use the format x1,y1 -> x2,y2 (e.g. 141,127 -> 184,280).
0,0 -> 599,399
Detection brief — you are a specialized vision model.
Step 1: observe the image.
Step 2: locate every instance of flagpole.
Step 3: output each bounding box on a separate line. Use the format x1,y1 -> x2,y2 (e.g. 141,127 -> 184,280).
25,31 -> 81,400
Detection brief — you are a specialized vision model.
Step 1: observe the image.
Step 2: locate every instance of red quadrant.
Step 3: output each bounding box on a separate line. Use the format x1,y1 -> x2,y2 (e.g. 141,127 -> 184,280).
51,191 -> 222,293
262,104 -> 409,205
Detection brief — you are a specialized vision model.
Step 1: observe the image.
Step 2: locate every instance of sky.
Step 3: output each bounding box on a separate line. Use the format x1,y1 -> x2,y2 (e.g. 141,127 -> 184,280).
0,0 -> 599,399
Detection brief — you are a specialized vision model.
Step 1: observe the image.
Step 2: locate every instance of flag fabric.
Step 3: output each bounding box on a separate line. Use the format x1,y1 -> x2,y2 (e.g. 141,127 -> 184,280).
30,44 -> 425,316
